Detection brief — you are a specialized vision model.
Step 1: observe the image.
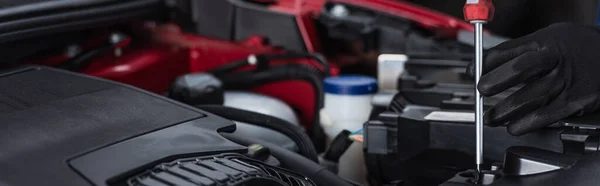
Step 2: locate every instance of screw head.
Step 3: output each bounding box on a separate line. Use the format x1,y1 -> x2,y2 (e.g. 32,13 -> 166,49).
330,4 -> 349,18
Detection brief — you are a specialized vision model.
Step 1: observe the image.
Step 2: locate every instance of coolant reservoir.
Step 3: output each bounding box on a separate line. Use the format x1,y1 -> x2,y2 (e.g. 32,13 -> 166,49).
321,75 -> 377,141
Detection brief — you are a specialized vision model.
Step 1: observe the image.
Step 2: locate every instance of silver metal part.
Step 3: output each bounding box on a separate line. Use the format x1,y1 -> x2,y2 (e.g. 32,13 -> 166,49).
110,32 -> 126,44
504,156 -> 561,176
424,111 -> 474,123
457,29 -> 509,49
114,48 -> 122,57
377,54 -> 408,92
473,21 -> 485,172
65,44 -> 82,58
330,4 -> 349,18
110,32 -> 127,57
490,165 -> 500,171
247,55 -> 258,65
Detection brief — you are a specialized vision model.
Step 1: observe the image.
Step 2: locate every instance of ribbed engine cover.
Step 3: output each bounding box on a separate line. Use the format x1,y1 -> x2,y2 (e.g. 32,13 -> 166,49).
0,67 -> 245,186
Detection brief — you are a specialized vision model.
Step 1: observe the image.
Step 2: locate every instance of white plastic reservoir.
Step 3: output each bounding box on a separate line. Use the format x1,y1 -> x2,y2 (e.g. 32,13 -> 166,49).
321,75 -> 377,141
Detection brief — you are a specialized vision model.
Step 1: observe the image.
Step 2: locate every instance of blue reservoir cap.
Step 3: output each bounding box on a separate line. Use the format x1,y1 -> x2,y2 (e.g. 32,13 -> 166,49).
324,75 -> 378,95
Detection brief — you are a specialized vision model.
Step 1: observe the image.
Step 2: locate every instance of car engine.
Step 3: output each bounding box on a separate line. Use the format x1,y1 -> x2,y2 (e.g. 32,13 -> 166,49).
1,1 -> 600,186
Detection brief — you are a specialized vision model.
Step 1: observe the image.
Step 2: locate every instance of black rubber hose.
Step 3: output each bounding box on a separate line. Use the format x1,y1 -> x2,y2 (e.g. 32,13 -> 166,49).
197,105 -> 319,163
208,53 -> 330,76
259,53 -> 330,77
220,133 -> 353,186
59,42 -> 113,71
323,130 -> 353,162
208,59 -> 249,75
216,64 -> 327,152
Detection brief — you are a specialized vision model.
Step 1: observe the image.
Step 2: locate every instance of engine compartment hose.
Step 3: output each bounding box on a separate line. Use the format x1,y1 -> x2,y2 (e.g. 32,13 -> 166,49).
220,132 -> 354,186
59,42 -> 113,71
323,130 -> 353,162
208,59 -> 251,75
259,53 -> 330,77
197,105 -> 319,162
59,32 -> 130,72
209,53 -> 330,77
216,64 -> 327,152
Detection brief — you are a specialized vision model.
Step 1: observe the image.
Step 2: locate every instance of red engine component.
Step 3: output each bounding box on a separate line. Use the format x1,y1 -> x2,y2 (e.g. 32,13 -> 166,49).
84,46 -> 189,93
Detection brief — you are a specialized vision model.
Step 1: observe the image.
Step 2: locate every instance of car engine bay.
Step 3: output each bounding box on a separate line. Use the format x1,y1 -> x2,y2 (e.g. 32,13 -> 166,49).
1,0 -> 600,186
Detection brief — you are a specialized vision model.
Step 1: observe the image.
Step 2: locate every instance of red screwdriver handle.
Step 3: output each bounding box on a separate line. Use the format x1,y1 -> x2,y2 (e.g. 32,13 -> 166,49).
464,0 -> 495,22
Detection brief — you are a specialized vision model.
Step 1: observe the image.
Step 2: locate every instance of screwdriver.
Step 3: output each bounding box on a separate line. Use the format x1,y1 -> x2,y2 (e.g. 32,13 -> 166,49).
463,0 -> 494,173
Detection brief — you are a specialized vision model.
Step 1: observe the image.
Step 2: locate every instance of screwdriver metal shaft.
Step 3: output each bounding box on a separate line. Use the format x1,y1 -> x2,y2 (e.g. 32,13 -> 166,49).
473,21 -> 484,172
463,0 -> 494,173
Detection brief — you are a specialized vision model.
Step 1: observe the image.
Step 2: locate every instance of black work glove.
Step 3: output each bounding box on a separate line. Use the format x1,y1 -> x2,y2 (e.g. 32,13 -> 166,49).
467,23 -> 600,136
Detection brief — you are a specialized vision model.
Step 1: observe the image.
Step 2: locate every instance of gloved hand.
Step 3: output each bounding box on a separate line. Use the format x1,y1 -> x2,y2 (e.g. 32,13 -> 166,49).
467,23 -> 600,136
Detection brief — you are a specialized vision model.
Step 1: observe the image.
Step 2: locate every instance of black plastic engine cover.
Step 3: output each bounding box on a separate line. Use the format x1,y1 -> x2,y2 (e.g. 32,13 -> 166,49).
0,67 -> 246,186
